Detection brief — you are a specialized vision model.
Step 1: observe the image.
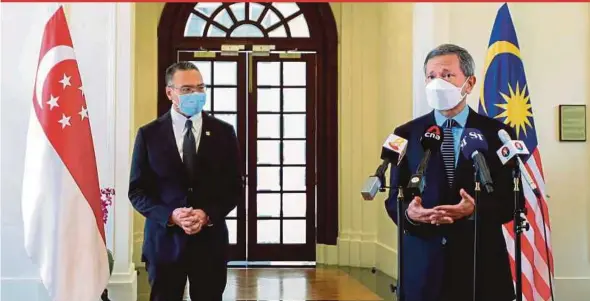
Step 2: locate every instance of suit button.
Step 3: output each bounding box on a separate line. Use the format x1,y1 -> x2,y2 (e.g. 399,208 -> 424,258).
441,237 -> 447,245
188,188 -> 193,192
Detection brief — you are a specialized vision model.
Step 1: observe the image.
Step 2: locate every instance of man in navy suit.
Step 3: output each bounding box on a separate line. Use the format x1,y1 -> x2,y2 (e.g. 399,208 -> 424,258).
129,61 -> 243,301
385,44 -> 517,301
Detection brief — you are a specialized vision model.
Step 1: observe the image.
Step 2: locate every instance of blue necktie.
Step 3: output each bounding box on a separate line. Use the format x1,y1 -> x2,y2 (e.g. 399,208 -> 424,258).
442,119 -> 457,187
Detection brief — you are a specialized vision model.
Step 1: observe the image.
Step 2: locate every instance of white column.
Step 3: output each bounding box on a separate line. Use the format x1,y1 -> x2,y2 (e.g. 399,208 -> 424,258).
412,3 -> 452,118
107,3 -> 137,301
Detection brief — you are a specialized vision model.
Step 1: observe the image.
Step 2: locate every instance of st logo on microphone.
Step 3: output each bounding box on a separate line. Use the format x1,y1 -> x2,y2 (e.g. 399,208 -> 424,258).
460,131 -> 485,149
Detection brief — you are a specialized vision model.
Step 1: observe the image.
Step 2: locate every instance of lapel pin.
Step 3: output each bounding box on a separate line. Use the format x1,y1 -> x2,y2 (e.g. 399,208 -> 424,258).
205,131 -> 211,136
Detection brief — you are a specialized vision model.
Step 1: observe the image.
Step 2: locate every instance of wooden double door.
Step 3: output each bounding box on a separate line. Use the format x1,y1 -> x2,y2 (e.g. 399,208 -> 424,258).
178,50 -> 317,262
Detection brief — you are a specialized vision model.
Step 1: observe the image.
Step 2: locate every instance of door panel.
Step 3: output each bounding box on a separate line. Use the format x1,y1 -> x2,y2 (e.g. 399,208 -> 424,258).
178,51 -> 247,261
247,53 -> 317,261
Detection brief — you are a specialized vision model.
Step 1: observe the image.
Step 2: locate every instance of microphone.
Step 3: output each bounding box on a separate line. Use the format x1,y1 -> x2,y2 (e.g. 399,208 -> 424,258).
406,125 -> 444,197
497,129 -> 540,197
460,128 -> 494,194
361,133 -> 408,200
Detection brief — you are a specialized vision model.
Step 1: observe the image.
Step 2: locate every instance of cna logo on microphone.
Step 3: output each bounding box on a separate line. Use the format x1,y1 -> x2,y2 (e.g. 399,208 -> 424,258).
424,125 -> 442,140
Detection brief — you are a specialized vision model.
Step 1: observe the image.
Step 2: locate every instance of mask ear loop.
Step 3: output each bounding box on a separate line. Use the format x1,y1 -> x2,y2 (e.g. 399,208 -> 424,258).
459,76 -> 471,99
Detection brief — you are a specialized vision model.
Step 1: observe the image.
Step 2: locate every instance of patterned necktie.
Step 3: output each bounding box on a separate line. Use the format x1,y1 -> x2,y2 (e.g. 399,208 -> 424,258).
442,119 -> 457,187
182,119 -> 197,181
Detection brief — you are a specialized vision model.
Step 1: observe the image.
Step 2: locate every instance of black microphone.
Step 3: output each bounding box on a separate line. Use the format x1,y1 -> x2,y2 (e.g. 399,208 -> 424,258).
406,125 -> 444,198
459,128 -> 494,194
361,133 -> 408,200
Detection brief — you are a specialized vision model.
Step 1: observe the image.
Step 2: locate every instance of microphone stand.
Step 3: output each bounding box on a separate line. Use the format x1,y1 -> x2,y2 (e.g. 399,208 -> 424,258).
512,166 -> 529,301
393,185 -> 405,301
472,169 -> 481,301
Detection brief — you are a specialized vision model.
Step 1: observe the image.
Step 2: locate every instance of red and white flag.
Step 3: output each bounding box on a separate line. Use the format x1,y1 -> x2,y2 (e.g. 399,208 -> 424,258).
21,4 -> 109,300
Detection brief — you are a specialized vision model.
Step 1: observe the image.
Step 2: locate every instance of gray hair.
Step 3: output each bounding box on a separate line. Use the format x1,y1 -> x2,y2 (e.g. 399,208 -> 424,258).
423,44 -> 475,77
165,61 -> 200,86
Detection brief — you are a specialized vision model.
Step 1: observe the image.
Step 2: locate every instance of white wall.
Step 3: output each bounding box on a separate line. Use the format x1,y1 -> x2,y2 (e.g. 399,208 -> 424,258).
413,3 -> 590,300
1,3 -> 136,300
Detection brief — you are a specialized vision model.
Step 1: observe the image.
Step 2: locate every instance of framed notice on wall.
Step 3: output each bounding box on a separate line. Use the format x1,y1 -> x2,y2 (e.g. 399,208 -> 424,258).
559,105 -> 586,141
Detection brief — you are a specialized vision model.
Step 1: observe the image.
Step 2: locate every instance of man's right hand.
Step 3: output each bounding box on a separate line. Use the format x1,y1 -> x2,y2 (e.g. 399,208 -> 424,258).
406,196 -> 453,225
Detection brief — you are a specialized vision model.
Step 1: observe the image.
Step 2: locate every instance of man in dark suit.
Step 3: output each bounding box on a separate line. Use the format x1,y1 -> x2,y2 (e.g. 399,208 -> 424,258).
385,44 -> 518,301
129,61 -> 243,301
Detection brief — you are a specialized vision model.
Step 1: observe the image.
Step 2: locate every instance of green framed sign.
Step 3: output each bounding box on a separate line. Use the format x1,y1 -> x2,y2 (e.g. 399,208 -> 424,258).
559,105 -> 586,142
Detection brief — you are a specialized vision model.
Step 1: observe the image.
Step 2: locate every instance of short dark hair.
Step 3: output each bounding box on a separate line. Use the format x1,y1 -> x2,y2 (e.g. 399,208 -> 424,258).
165,61 -> 200,86
423,44 -> 475,77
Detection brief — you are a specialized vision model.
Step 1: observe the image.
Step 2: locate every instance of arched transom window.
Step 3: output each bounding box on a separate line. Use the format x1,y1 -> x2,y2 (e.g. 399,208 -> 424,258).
184,2 -> 310,38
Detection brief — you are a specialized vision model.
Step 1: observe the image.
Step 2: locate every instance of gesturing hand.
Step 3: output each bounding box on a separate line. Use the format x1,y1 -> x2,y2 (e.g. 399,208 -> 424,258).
406,196 -> 452,225
432,189 -> 475,221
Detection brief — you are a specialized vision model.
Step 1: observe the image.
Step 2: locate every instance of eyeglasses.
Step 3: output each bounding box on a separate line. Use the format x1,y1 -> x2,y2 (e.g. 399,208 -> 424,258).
169,85 -> 207,94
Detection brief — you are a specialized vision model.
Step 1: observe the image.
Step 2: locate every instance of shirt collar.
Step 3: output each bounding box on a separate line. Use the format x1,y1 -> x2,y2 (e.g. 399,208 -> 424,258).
434,104 -> 469,128
170,105 -> 202,126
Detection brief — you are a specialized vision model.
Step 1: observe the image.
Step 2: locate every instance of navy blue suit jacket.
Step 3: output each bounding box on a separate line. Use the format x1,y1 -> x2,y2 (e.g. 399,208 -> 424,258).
129,111 -> 243,265
385,108 -> 518,301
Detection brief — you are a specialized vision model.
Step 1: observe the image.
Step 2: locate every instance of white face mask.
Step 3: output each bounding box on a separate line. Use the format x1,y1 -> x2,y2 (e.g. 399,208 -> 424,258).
425,77 -> 470,111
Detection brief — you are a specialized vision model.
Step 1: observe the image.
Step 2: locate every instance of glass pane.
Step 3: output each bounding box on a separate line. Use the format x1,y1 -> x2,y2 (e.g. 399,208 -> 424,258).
257,114 -> 280,138
213,61 -> 237,85
283,88 -> 306,112
283,114 -> 306,138
258,140 -> 280,164
283,141 -> 305,164
213,8 -> 234,29
268,25 -> 287,38
249,3 -> 265,21
288,14 -> 310,38
214,114 -> 237,133
184,14 -> 206,37
283,62 -> 306,86
191,61 -> 211,87
258,220 -> 280,244
257,88 -> 280,112
260,9 -> 280,29
231,24 -> 264,38
207,24 -> 226,37
273,2 -> 300,18
213,88 -> 237,111
283,167 -> 305,191
257,167 -> 280,191
230,3 -> 246,21
283,220 -> 306,244
203,89 -> 212,112
228,207 -> 237,217
257,62 -> 280,86
195,2 -> 222,17
283,193 -> 306,217
257,193 -> 280,217
226,219 -> 237,244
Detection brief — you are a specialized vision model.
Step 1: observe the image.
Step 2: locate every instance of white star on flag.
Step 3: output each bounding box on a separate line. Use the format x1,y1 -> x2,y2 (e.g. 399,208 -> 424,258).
59,73 -> 71,89
58,113 -> 71,128
78,85 -> 84,96
79,106 -> 88,120
47,95 -> 59,110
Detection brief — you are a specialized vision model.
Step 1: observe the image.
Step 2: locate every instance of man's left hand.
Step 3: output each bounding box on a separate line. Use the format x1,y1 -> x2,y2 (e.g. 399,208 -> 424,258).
432,189 -> 475,221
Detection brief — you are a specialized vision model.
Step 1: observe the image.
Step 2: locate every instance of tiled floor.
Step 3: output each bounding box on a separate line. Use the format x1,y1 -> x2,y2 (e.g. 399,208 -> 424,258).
135,264 -> 397,301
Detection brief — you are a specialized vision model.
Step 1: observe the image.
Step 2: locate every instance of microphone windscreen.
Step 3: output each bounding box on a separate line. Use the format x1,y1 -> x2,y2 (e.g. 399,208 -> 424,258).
460,128 -> 488,159
420,125 -> 444,152
497,129 -> 512,144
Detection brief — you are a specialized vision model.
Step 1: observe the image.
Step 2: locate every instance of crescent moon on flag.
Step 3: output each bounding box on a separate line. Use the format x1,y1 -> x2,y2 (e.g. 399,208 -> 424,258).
35,45 -> 76,108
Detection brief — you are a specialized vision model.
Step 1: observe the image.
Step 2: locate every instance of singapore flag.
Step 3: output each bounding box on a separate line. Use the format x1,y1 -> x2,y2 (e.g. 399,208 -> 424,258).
21,4 -> 109,301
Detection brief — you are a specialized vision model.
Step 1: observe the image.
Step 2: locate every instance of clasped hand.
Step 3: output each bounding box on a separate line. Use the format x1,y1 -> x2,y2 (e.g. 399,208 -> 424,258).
406,189 -> 475,225
171,207 -> 208,235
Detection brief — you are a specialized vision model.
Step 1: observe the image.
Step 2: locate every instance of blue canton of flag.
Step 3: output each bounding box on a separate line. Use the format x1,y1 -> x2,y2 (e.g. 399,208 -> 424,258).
478,3 -> 554,301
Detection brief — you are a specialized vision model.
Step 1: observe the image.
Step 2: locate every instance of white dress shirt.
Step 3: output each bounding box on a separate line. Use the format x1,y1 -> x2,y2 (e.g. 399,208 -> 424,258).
170,106 -> 203,160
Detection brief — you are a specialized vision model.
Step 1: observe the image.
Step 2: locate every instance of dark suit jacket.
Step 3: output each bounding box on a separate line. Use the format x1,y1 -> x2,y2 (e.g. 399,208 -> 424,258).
128,111 -> 243,265
385,108 -> 518,301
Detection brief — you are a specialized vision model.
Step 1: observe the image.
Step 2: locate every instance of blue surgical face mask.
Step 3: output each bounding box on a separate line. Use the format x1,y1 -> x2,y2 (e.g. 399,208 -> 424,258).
177,92 -> 206,116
